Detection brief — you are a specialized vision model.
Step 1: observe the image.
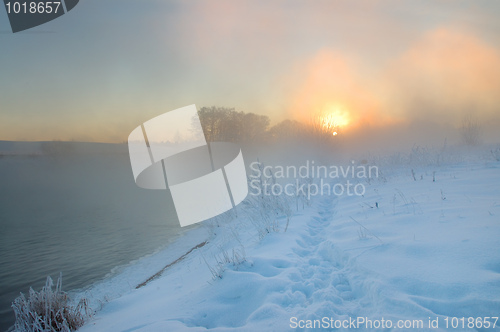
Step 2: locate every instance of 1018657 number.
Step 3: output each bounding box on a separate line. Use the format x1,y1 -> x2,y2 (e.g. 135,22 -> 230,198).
5,2 -> 61,14
444,317 -> 498,329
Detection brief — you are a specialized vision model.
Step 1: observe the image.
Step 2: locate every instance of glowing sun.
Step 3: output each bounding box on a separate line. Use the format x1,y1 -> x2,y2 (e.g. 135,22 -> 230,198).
318,105 -> 351,135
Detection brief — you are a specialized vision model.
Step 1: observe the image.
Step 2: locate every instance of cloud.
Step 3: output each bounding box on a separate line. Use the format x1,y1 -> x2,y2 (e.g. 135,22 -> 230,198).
287,27 -> 500,126
385,27 -> 500,124
2,1 -> 500,143
283,26 -> 500,147
285,49 -> 402,129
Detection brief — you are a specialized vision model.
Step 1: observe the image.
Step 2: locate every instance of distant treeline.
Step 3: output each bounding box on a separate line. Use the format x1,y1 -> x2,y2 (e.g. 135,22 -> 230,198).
198,106 -> 336,145
31,107 -> 336,157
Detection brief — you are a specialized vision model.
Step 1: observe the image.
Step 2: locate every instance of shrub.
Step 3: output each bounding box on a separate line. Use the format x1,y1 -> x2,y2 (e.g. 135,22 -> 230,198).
12,274 -> 88,332
459,113 -> 482,146
491,147 -> 500,161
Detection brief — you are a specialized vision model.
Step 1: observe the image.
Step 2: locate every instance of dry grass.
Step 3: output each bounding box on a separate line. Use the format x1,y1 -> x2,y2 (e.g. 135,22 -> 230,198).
12,274 -> 89,332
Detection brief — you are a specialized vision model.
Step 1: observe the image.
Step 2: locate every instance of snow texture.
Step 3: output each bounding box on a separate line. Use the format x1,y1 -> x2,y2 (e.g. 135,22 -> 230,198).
78,152 -> 500,332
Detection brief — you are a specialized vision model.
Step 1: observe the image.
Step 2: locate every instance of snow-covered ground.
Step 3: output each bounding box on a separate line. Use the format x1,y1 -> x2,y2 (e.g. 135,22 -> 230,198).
78,148 -> 500,331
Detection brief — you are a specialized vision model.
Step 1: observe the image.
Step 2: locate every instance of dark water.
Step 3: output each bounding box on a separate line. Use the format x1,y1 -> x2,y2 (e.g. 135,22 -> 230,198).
0,143 -> 181,331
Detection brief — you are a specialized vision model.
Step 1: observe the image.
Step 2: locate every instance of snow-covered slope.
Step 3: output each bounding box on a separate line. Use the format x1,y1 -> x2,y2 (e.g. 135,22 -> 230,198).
79,155 -> 500,331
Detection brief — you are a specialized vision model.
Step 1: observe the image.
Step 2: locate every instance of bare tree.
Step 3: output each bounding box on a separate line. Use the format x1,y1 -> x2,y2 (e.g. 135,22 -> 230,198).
197,106 -> 234,142
267,120 -> 306,142
459,113 -> 482,146
197,107 -> 270,143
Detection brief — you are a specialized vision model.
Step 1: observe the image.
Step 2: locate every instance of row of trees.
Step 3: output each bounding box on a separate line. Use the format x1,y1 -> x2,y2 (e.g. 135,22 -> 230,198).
197,107 -> 270,143
197,107 -> 486,147
197,106 -> 339,146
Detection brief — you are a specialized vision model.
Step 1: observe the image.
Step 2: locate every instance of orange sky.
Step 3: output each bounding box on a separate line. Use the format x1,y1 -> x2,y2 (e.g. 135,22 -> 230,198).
1,1 -> 499,143
286,27 -> 500,135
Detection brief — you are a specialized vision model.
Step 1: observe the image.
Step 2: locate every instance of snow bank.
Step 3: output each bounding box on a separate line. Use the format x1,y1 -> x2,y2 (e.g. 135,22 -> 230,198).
79,152 -> 500,331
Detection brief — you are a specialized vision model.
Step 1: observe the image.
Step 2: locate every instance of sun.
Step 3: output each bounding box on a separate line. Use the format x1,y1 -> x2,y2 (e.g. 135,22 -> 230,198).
318,104 -> 351,135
